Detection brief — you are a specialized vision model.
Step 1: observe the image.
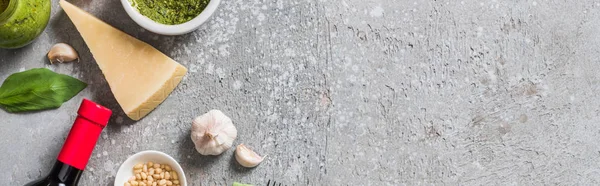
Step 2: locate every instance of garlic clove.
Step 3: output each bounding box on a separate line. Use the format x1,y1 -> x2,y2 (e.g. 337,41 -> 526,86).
235,144 -> 265,168
191,110 -> 237,155
47,43 -> 79,64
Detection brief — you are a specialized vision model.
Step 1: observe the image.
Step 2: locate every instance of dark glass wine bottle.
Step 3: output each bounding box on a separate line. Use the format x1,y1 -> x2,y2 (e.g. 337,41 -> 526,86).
25,99 -> 112,186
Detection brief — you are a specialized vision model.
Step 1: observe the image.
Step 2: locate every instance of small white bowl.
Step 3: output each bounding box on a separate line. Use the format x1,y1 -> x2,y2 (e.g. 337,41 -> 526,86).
120,0 -> 221,35
114,150 -> 187,186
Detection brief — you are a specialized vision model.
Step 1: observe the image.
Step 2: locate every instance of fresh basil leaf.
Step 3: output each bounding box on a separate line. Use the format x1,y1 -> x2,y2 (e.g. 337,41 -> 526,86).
0,68 -> 87,112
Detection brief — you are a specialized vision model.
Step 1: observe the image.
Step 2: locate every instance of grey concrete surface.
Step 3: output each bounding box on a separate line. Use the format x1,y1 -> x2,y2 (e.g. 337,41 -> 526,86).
2,0 -> 600,185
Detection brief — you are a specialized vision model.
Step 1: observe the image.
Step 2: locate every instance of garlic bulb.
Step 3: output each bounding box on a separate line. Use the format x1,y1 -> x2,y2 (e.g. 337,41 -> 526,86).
191,110 -> 237,155
235,144 -> 265,168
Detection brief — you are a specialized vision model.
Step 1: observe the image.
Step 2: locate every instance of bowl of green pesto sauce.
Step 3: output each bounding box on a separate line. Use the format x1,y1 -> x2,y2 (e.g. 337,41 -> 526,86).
121,0 -> 219,35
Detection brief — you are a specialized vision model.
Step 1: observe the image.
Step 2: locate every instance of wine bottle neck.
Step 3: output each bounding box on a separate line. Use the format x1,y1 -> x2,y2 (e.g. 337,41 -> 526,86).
57,116 -> 105,170
48,161 -> 83,185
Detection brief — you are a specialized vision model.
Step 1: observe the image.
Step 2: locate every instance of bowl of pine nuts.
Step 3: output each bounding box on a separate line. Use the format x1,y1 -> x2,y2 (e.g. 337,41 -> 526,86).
114,150 -> 187,186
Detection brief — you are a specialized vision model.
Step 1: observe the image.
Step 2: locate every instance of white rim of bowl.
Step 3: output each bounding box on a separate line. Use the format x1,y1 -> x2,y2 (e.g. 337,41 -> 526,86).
114,150 -> 187,186
120,0 -> 221,35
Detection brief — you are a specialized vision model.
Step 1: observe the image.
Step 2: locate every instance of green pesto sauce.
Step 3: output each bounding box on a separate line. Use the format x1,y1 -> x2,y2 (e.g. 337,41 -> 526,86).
131,0 -> 209,25
0,0 -> 51,48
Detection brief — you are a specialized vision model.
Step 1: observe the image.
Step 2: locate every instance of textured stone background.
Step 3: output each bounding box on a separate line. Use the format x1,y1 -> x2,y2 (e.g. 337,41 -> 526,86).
2,0 -> 600,185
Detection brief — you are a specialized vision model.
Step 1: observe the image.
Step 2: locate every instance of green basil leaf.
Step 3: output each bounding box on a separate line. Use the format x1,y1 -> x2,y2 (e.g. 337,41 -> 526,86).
0,68 -> 87,112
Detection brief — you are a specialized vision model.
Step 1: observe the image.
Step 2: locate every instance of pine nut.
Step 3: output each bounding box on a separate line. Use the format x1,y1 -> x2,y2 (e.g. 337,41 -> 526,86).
166,181 -> 172,186
158,179 -> 167,185
124,183 -> 131,186
153,164 -> 161,169
155,168 -> 162,174
141,172 -> 147,180
164,165 -> 171,171
172,180 -> 179,184
134,164 -> 143,169
171,171 -> 178,180
135,173 -> 141,180
130,181 -> 139,186
153,174 -> 160,179
143,165 -> 148,172
160,172 -> 165,179
164,172 -> 170,180
149,168 -> 155,175
147,176 -> 153,182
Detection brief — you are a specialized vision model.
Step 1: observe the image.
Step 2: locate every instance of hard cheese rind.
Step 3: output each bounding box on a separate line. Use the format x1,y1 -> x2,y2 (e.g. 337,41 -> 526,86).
60,0 -> 187,120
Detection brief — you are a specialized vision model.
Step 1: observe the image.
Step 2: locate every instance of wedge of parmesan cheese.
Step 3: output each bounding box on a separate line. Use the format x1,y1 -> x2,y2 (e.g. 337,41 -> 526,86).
60,0 -> 187,120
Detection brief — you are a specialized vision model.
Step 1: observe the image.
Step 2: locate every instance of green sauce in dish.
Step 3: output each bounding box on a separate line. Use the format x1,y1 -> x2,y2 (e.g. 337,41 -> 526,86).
0,0 -> 51,49
130,0 -> 209,25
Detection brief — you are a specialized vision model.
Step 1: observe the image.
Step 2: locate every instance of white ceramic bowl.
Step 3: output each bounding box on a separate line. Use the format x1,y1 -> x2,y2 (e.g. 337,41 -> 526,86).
114,150 -> 187,186
120,0 -> 221,35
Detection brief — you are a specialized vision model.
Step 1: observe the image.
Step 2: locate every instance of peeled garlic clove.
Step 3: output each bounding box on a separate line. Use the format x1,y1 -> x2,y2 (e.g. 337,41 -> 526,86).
191,110 -> 237,155
235,144 -> 265,168
48,43 -> 79,64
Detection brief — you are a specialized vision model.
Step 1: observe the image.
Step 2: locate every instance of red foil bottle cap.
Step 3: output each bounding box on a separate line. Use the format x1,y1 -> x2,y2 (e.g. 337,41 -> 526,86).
78,99 -> 112,127
57,99 -> 112,170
